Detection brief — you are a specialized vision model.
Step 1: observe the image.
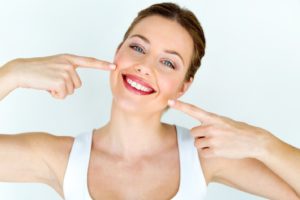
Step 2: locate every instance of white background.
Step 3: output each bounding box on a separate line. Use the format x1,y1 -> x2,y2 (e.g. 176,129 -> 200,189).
0,0 -> 300,199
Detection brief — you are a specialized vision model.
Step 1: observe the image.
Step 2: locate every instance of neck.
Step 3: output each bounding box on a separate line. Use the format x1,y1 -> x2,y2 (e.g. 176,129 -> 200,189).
98,100 -> 170,160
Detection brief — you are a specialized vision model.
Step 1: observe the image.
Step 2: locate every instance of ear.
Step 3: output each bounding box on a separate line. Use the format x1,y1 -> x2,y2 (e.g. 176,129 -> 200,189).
176,77 -> 193,99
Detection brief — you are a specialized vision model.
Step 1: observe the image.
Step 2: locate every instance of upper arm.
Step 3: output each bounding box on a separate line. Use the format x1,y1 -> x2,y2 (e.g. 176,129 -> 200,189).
199,153 -> 299,200
0,132 -> 73,192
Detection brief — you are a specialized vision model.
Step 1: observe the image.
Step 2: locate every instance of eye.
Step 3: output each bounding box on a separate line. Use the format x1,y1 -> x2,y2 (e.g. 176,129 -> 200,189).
129,44 -> 145,54
162,60 -> 175,70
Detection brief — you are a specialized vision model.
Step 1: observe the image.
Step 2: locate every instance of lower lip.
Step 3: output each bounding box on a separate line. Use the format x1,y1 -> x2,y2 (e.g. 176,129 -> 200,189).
122,75 -> 154,95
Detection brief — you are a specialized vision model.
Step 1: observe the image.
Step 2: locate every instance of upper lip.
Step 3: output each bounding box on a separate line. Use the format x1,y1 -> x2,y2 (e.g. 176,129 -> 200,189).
122,73 -> 156,92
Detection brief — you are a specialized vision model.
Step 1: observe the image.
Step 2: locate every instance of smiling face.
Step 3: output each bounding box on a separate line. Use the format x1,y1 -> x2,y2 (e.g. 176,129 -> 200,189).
110,15 -> 194,114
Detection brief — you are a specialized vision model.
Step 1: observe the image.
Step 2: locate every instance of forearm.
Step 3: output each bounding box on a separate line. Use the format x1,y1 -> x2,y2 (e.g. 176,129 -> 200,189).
215,158 -> 299,200
258,134 -> 300,197
0,61 -> 18,101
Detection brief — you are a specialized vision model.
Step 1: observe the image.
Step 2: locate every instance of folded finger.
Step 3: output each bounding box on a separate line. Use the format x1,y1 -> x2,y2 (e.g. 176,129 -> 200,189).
69,70 -> 82,89
194,137 -> 211,149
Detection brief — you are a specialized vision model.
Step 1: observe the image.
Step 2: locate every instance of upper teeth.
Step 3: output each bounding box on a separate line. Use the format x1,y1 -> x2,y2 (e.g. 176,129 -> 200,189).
126,78 -> 152,92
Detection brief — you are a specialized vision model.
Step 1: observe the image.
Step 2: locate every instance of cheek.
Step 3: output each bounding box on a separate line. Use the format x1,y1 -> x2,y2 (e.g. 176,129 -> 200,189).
113,48 -> 139,70
110,50 -> 135,90
113,51 -> 126,69
158,76 -> 182,99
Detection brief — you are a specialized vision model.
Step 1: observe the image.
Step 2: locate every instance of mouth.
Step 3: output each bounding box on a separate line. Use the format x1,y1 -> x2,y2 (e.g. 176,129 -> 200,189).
122,74 -> 156,95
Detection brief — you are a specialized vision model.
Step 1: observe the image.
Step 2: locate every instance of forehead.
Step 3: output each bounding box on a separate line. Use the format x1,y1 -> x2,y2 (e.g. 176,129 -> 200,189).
127,15 -> 194,67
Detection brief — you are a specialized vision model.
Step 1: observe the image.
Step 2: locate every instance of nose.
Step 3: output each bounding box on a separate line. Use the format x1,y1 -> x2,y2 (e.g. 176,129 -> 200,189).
134,64 -> 152,76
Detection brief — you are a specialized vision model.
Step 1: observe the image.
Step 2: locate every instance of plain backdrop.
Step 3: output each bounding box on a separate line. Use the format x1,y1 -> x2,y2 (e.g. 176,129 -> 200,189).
0,0 -> 299,199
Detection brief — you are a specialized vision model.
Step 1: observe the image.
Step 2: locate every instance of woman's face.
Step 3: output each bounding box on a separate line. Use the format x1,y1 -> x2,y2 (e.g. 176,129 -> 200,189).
110,15 -> 194,113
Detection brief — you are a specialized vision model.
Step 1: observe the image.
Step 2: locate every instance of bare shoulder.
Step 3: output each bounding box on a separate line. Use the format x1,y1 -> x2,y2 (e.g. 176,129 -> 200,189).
0,132 -> 75,196
23,132 -> 75,193
26,132 -> 74,154
26,132 -> 74,177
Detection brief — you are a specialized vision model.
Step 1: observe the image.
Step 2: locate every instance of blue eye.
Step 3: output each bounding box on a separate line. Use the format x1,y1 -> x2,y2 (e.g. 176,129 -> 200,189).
130,45 -> 145,54
162,60 -> 175,69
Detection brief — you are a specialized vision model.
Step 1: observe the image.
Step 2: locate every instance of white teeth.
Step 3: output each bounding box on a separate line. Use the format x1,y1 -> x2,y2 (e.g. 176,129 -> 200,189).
126,78 -> 152,92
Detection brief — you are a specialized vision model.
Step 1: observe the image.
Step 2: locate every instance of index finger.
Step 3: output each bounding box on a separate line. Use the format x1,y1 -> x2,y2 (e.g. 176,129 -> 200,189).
168,99 -> 214,123
64,54 -> 116,70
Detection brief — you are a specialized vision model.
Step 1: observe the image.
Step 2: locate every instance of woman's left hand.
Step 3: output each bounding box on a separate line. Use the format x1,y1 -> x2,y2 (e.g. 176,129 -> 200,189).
168,99 -> 274,159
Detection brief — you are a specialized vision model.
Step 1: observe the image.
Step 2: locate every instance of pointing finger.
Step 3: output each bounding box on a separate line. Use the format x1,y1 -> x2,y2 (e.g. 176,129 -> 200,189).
64,54 -> 116,70
168,99 -> 214,123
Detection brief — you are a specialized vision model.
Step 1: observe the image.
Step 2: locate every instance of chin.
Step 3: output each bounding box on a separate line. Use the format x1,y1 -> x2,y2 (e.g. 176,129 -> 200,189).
111,94 -> 168,115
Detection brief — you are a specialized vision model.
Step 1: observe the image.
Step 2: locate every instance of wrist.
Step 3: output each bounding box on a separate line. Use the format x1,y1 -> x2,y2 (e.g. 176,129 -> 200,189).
0,59 -> 21,90
255,131 -> 282,162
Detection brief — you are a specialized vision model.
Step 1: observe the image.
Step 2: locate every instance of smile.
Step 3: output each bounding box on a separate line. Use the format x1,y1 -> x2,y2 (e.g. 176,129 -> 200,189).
122,74 -> 156,95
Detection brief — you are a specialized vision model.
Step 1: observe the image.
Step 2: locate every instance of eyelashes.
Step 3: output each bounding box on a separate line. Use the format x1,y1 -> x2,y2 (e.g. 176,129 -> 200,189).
129,44 -> 145,54
161,60 -> 175,69
129,44 -> 176,70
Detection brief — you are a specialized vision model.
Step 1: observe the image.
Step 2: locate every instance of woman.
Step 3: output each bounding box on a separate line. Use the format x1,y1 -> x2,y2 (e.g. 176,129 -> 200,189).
0,2 -> 299,200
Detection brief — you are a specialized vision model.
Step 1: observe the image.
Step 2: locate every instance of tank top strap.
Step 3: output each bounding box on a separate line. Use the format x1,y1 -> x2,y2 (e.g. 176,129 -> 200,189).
172,125 -> 207,200
63,130 -> 93,200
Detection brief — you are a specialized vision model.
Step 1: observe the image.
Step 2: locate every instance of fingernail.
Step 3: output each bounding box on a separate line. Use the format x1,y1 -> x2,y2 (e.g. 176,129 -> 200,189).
109,64 -> 116,70
168,99 -> 175,106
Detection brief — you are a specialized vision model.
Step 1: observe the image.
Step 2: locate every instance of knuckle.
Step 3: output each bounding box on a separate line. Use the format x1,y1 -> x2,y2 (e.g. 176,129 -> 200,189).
64,64 -> 74,71
67,84 -> 74,92
59,54 -> 73,63
57,54 -> 67,61
61,53 -> 71,59
207,112 -> 217,119
208,138 -> 218,147
55,79 -> 66,90
208,125 -> 222,136
205,125 -> 215,133
194,140 -> 201,148
54,93 -> 64,99
190,128 -> 198,137
61,72 -> 71,81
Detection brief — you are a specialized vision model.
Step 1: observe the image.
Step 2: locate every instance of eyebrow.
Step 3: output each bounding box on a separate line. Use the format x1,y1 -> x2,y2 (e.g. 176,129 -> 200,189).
129,34 -> 185,65
130,34 -> 150,44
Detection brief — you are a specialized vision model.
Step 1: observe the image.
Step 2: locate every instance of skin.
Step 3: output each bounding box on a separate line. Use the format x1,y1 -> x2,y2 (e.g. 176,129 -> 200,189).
169,99 -> 300,198
0,15 -> 299,199
0,54 -> 116,100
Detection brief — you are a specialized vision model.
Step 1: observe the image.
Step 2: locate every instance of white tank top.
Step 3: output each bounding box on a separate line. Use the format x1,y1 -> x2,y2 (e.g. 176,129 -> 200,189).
63,125 -> 207,200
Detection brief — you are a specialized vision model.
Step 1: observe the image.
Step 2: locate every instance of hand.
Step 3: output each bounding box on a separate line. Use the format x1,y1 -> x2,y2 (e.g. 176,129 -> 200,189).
168,99 -> 273,159
2,54 -> 116,99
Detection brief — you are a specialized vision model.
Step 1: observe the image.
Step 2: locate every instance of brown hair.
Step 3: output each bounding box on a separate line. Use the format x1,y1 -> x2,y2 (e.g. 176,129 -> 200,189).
121,2 -> 206,81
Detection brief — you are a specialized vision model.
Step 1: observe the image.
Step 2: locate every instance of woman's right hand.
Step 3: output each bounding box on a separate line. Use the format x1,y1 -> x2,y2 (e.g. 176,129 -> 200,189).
0,54 -> 116,99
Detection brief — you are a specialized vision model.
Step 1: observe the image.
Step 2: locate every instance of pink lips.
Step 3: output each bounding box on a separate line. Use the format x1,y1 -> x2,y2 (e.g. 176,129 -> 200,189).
122,74 -> 156,95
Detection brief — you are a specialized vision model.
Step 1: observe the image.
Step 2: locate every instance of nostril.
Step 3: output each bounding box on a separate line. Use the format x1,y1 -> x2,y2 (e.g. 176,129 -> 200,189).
135,66 -> 151,76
